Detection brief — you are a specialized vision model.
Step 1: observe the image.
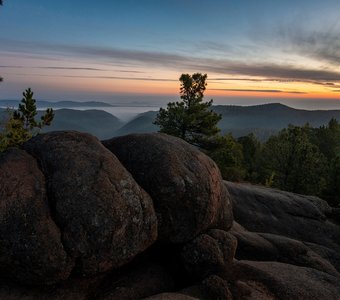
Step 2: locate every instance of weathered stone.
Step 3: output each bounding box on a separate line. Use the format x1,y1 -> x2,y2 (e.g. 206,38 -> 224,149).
143,293 -> 199,300
227,181 -> 340,252
95,262 -> 174,300
181,275 -> 233,300
24,131 -> 157,276
181,230 -> 237,278
234,261 -> 340,300
0,148 -> 72,285
103,133 -> 233,243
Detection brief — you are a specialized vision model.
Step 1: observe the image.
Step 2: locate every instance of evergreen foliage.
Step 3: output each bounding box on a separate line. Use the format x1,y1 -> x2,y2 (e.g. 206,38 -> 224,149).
154,73 -> 221,149
0,88 -> 54,151
261,125 -> 327,195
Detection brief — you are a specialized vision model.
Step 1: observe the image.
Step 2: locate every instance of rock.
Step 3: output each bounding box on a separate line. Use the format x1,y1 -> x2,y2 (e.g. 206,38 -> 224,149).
232,280 -> 275,300
94,262 -> 175,300
143,293 -> 199,300
259,233 -> 339,276
103,133 -> 233,243
232,229 -> 339,276
233,261 -> 340,300
0,148 -> 72,285
227,181 -> 340,252
181,275 -> 233,300
0,276 -> 102,300
230,231 -> 279,262
23,131 -> 157,276
181,230 -> 237,278
304,242 -> 340,274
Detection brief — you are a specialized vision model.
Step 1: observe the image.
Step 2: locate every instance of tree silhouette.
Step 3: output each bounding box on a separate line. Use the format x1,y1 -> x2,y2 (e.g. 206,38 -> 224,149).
154,73 -> 221,149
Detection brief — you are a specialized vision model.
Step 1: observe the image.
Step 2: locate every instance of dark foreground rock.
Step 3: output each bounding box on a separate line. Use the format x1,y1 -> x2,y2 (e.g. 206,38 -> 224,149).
0,148 -> 72,285
181,230 -> 237,279
103,133 -> 233,243
1,132 -> 340,299
233,261 -> 340,300
227,181 -> 340,276
226,181 -> 340,252
23,131 -> 157,276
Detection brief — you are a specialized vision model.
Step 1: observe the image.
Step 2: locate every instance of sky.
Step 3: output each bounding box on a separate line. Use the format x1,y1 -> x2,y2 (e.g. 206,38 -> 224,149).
1,0 -> 340,109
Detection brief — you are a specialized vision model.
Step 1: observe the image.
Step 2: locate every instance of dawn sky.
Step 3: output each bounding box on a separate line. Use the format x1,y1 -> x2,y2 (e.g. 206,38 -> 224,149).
1,0 -> 340,108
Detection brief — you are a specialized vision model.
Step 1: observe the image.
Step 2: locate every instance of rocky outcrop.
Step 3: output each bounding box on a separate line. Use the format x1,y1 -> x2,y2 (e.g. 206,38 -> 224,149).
228,181 -> 340,299
181,230 -> 237,279
233,261 -> 340,300
226,181 -> 340,251
23,131 -> 157,276
1,131 -> 340,299
0,148 -> 72,285
103,133 -> 233,243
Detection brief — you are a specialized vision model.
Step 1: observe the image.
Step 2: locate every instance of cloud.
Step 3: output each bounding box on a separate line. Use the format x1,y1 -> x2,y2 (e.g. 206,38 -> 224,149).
211,88 -> 306,94
275,23 -> 340,66
195,60 -> 340,82
2,38 -> 340,84
6,72 -> 177,82
0,65 -> 145,73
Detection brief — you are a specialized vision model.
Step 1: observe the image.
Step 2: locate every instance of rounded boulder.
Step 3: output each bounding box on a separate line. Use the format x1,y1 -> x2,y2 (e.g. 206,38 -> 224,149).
24,131 -> 157,276
103,133 -> 233,243
0,148 -> 72,284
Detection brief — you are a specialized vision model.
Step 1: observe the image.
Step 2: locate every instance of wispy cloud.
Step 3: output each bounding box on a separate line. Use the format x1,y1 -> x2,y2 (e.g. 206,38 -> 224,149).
211,88 -> 306,94
5,72 -> 177,82
0,65 -> 145,73
2,38 -> 340,84
274,22 -> 340,66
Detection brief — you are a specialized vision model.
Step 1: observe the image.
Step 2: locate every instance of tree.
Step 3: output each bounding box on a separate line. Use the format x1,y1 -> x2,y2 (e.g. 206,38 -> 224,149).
261,125 -> 327,195
154,73 -> 221,149
238,133 -> 261,181
13,88 -> 54,131
208,134 -> 245,181
0,88 -> 54,151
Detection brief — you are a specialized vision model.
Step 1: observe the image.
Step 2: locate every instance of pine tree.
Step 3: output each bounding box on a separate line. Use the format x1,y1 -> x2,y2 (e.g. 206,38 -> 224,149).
0,88 -> 54,151
154,73 -> 221,149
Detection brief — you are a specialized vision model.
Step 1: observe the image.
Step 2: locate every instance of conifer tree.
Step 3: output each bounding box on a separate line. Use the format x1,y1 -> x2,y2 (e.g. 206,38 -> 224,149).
0,88 -> 54,151
154,73 -> 221,149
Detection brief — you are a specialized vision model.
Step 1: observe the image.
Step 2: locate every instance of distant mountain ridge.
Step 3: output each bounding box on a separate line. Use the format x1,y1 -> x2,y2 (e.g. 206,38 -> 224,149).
1,103 -> 340,141
115,103 -> 340,140
0,108 -> 122,140
0,100 -> 114,108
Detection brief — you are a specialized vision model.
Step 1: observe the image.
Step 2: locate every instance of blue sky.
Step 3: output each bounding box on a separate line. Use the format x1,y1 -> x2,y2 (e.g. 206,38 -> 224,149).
1,0 -> 340,108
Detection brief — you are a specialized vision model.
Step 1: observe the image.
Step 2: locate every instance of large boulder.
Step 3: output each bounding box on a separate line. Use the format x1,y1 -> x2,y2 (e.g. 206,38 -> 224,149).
103,133 -> 233,243
0,276 -> 103,300
181,230 -> 237,278
227,181 -> 340,252
233,261 -> 340,300
0,148 -> 72,285
94,262 -> 174,300
181,275 -> 233,300
143,293 -> 199,300
230,225 -> 339,276
23,131 -> 157,276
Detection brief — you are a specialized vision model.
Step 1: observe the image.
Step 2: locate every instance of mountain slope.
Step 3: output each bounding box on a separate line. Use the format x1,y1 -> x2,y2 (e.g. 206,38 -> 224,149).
0,100 -> 113,108
43,109 -> 123,139
114,111 -> 159,136
115,103 -> 340,139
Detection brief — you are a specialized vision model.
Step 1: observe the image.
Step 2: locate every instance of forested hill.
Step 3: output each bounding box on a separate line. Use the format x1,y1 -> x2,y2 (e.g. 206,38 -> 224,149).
0,108 -> 123,140
214,103 -> 340,130
0,100 -> 113,108
2,103 -> 340,140
118,103 -> 340,140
